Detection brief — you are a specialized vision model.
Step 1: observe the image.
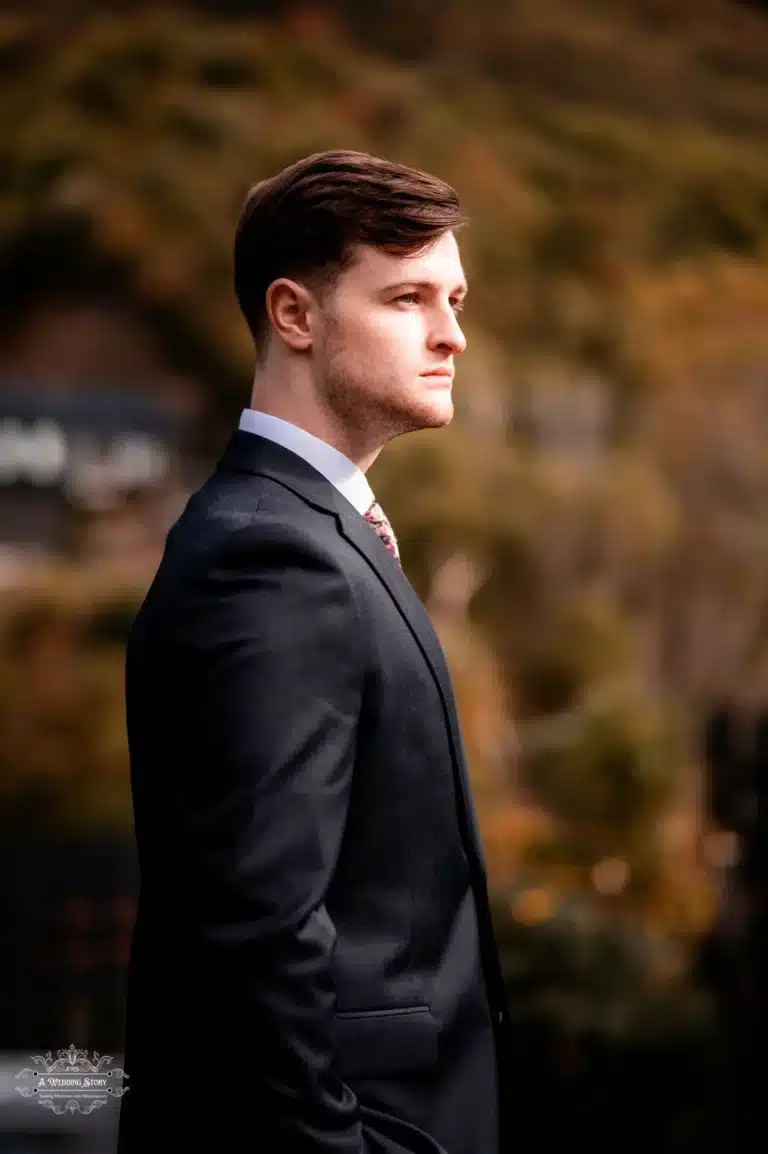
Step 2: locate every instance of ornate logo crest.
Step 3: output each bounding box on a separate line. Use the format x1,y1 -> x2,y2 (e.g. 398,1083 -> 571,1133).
15,1044 -> 128,1115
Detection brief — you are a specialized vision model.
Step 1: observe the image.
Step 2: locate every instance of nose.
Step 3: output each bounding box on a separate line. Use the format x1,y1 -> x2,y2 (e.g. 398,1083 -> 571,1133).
428,304 -> 466,356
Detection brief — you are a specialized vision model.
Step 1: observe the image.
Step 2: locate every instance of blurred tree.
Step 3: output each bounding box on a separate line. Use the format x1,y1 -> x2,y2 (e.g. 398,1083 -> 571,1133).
0,566 -> 142,835
521,686 -> 681,904
1,0 -> 767,951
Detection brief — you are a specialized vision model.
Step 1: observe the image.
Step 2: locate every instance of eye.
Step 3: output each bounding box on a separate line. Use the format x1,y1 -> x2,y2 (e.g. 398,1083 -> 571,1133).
451,299 -> 465,314
396,292 -> 420,305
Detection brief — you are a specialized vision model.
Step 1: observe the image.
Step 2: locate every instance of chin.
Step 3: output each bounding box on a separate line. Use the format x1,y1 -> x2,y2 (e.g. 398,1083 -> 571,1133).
423,397 -> 454,428
387,394 -> 453,434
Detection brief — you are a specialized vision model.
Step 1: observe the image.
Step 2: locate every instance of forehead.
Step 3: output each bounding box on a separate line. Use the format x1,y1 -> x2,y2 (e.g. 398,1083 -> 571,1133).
345,231 -> 466,289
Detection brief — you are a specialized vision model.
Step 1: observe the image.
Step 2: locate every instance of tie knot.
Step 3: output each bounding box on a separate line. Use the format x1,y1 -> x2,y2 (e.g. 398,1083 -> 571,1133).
364,500 -> 401,565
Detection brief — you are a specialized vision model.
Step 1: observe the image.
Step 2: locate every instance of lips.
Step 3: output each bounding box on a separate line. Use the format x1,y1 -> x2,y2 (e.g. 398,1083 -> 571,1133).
421,369 -> 453,379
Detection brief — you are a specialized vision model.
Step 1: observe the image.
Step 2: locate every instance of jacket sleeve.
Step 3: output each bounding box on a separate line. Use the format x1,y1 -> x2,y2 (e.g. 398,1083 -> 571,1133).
152,514 -> 446,1154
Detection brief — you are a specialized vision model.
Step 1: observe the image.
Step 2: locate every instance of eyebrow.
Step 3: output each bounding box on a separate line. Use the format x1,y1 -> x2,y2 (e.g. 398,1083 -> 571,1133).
383,280 -> 468,297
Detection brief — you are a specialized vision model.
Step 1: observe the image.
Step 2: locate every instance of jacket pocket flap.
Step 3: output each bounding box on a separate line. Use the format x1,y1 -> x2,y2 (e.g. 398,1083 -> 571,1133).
332,1004 -> 438,1079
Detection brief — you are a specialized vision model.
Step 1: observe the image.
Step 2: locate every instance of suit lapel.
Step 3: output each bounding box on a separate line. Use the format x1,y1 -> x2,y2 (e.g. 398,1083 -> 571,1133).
334,498 -> 488,880
335,498 -> 510,1024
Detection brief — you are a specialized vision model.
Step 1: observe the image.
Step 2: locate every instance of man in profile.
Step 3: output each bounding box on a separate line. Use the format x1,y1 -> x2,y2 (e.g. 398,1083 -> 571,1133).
118,149 -> 515,1153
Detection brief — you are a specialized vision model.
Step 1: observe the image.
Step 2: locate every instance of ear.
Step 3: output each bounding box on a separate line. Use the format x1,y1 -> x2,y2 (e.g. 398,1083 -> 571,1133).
265,278 -> 314,352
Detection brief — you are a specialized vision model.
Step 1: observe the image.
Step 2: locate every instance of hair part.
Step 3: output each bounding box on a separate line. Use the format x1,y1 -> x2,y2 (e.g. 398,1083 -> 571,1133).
234,149 -> 468,357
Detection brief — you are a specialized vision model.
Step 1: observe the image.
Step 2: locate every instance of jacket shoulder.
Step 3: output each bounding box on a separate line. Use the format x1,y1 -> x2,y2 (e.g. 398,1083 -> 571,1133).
132,470 -> 346,632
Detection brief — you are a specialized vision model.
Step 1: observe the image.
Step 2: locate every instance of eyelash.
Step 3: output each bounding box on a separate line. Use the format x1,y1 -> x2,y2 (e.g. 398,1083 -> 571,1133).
397,293 -> 465,313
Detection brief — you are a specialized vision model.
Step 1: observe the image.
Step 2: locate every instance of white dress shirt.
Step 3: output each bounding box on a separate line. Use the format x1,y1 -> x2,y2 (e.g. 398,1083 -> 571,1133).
238,408 -> 374,517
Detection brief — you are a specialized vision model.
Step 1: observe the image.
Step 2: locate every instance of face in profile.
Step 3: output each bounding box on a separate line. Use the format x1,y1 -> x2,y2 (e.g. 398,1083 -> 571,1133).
313,230 -> 468,444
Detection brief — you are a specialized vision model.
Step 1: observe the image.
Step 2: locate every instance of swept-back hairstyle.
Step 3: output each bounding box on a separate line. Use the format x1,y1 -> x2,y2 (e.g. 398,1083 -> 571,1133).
234,149 -> 467,354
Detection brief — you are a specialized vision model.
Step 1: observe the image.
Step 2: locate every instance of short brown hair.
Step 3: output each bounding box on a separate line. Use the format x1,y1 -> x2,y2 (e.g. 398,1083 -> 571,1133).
233,149 -> 467,354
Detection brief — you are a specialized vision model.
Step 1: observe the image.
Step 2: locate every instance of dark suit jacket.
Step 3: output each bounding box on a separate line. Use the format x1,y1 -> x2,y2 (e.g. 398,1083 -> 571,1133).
117,429 -> 515,1153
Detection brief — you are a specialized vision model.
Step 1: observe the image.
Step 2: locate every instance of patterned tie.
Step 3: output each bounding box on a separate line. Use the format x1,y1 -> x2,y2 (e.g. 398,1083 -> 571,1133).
364,499 -> 401,566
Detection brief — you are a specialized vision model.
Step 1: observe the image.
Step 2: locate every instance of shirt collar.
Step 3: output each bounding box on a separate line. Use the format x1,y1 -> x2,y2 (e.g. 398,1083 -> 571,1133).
238,408 -> 374,516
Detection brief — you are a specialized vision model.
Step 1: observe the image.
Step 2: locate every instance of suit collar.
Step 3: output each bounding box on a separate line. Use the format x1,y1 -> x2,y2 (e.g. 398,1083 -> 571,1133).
217,429 -> 340,515
237,410 -> 375,516
218,429 -> 409,601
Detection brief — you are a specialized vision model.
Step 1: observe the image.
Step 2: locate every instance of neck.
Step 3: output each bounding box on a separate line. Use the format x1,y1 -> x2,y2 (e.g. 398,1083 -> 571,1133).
249,361 -> 382,474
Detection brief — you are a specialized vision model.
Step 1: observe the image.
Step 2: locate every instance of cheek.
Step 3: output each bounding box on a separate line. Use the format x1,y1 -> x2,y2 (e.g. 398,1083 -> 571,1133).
330,305 -> 424,370
366,313 -> 424,359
